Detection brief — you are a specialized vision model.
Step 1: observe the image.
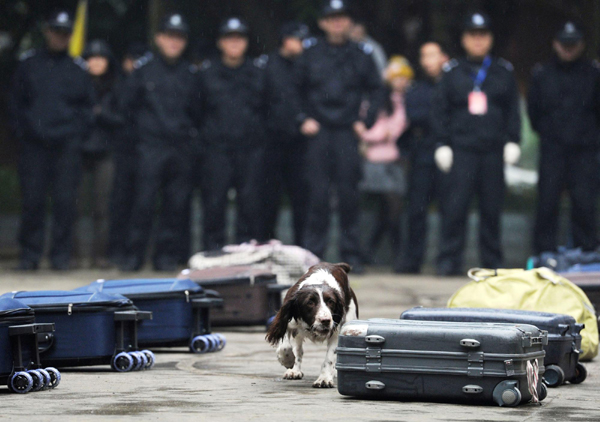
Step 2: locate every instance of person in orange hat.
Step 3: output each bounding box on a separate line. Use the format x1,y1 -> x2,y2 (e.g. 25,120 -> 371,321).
358,56 -> 414,269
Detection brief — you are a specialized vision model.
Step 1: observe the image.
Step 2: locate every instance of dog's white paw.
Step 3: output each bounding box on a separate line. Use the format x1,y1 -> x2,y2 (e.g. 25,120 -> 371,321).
277,347 -> 295,369
283,369 -> 303,380
312,374 -> 335,388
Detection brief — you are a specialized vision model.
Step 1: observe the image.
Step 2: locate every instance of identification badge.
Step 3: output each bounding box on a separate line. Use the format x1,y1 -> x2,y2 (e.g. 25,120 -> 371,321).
468,91 -> 488,115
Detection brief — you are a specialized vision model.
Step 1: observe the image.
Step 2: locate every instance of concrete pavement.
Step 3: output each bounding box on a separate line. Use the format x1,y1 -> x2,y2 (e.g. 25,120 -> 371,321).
0,268 -> 598,421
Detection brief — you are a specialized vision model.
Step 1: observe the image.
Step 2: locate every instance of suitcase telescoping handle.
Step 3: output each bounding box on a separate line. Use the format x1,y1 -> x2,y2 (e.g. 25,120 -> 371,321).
468,267 -> 562,284
192,297 -> 224,309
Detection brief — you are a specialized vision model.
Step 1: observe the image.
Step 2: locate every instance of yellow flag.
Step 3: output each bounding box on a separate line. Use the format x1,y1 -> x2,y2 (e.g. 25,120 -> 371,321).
69,0 -> 88,57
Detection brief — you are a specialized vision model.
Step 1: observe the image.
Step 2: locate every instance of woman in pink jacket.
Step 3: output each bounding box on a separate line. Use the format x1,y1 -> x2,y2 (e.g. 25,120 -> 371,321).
359,56 -> 413,270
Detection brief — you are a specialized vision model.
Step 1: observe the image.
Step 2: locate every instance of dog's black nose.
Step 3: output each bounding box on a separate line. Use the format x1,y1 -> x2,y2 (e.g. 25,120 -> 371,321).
321,318 -> 331,327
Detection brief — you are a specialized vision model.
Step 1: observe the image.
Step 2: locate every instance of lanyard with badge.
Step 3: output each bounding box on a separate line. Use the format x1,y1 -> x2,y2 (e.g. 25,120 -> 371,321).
468,56 -> 492,115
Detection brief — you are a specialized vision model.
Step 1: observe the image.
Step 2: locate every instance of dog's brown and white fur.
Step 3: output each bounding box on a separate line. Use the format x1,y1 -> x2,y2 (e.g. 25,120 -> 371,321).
266,262 -> 358,388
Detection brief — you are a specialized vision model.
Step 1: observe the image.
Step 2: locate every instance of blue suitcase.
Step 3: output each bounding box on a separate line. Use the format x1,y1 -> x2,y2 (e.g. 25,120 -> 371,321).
77,278 -> 225,353
400,307 -> 587,387
0,291 -> 153,372
0,298 -> 59,393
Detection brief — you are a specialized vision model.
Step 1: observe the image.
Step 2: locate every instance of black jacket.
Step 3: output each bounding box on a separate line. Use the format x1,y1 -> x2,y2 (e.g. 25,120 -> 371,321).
294,38 -> 385,128
197,57 -> 266,149
264,52 -> 303,138
431,57 -> 521,152
121,54 -> 199,148
405,79 -> 437,157
9,48 -> 95,145
528,57 -> 600,148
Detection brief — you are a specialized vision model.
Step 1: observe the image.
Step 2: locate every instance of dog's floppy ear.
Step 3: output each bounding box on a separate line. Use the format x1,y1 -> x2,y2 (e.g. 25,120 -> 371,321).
335,262 -> 352,274
266,295 -> 297,346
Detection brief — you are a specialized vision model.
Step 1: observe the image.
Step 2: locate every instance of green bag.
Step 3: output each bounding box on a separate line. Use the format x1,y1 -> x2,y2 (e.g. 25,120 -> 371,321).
447,267 -> 598,361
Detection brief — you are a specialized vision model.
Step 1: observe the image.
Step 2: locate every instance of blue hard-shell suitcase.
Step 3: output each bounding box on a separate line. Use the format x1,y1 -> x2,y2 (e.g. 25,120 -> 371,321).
0,298 -> 58,393
77,278 -> 225,353
400,307 -> 587,387
0,291 -> 153,372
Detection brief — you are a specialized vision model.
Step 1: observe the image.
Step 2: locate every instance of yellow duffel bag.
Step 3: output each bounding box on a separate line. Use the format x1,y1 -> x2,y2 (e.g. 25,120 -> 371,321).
447,267 -> 598,361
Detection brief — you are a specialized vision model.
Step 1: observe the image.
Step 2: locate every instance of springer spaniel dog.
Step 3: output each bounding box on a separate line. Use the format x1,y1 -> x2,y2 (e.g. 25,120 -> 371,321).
266,262 -> 358,388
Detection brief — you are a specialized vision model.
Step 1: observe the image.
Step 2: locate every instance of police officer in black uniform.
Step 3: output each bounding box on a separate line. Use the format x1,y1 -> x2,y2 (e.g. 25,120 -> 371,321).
197,17 -> 267,250
296,0 -> 385,272
398,41 -> 449,274
260,22 -> 310,246
431,12 -> 521,275
9,10 -> 95,270
529,21 -> 600,254
120,13 -> 199,271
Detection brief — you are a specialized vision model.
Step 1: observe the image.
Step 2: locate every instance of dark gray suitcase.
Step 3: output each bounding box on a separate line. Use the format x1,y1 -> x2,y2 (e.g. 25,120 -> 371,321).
336,319 -> 548,406
400,307 -> 586,387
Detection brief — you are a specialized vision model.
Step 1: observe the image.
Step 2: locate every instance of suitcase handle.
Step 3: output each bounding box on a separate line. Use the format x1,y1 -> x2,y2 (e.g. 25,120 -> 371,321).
114,310 -> 153,321
8,323 -> 54,336
267,284 -> 292,292
192,297 -> 224,308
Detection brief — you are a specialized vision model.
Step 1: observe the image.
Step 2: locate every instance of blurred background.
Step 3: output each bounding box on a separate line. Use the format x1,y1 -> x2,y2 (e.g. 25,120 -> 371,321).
1,0 -> 599,267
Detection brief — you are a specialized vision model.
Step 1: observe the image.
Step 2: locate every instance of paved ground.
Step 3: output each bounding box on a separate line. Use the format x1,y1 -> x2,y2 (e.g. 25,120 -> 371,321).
0,268 -> 598,421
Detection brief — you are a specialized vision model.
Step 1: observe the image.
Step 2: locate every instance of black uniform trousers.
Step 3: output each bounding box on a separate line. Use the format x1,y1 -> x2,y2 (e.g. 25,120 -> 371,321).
261,134 -> 308,246
303,126 -> 362,261
108,150 -> 137,264
534,144 -> 598,253
402,152 -> 444,272
437,149 -> 505,272
18,138 -> 82,266
127,144 -> 192,267
201,145 -> 265,251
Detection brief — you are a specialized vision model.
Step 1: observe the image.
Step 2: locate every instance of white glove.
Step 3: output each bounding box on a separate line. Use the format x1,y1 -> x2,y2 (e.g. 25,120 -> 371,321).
434,146 -> 453,173
504,142 -> 521,165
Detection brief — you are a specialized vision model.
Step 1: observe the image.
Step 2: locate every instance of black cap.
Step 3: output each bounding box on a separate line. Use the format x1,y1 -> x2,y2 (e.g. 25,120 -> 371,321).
125,42 -> 148,59
159,13 -> 189,35
556,21 -> 584,44
463,12 -> 491,32
82,40 -> 113,59
321,0 -> 351,18
280,22 -> 310,40
46,10 -> 74,32
219,17 -> 250,37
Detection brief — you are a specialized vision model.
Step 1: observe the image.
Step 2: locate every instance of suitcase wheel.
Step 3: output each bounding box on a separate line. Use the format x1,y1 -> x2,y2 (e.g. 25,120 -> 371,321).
9,371 -> 33,394
493,381 -> 522,407
213,333 -> 227,351
37,368 -> 51,390
571,363 -> 587,384
190,335 -> 211,354
111,352 -> 134,372
539,383 -> 548,401
45,367 -> 61,388
543,365 -> 565,388
129,351 -> 148,371
141,350 -> 156,370
27,370 -> 44,392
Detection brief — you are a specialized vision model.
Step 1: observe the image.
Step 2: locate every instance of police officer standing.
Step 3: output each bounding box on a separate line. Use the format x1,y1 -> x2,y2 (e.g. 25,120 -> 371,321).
9,10 -> 95,270
296,0 -> 384,272
260,22 -> 310,246
197,17 -> 267,250
398,41 -> 449,274
120,13 -> 199,271
529,21 -> 600,254
431,12 -> 521,275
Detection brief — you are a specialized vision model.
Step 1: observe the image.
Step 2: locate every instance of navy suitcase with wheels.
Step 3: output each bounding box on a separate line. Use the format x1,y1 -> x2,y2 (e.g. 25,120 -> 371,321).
0,291 -> 153,372
336,319 -> 548,406
0,298 -> 59,393
77,278 -> 225,353
400,307 -> 586,388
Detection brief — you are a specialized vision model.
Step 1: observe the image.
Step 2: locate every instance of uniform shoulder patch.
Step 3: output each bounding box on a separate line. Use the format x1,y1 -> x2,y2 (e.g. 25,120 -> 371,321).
133,52 -> 153,70
442,59 -> 459,73
357,42 -> 374,55
189,64 -> 198,74
199,59 -> 212,71
531,62 -> 544,76
73,56 -> 88,70
497,58 -> 514,71
302,37 -> 318,49
19,49 -> 36,61
253,54 -> 269,69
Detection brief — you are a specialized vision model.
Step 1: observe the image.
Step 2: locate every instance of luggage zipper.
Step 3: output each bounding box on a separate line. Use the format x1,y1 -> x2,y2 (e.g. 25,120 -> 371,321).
68,303 -> 73,316
185,290 -> 190,303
